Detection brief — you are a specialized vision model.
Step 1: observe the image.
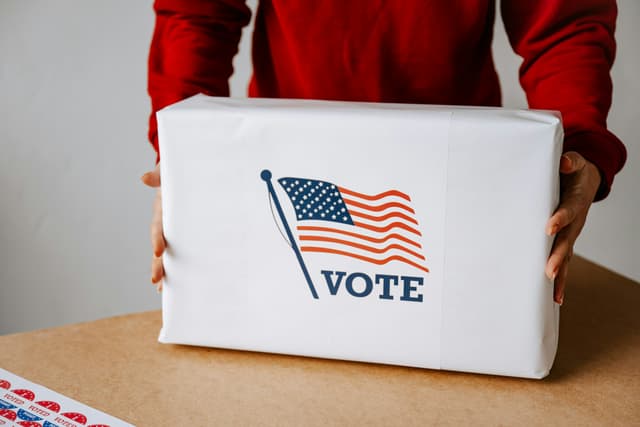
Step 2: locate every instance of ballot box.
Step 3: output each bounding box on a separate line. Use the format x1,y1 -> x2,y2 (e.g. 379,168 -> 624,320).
156,95 -> 562,379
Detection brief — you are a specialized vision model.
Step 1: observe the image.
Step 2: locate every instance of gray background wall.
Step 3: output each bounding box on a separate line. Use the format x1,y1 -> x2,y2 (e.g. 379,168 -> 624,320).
1,1 -> 638,335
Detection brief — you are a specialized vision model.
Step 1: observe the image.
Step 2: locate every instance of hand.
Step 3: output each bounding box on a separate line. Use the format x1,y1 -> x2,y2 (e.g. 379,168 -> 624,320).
141,164 -> 166,292
545,151 -> 601,305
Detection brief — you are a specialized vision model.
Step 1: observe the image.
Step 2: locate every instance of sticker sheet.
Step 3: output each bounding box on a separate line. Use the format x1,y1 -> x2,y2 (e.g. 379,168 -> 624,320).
0,368 -> 133,427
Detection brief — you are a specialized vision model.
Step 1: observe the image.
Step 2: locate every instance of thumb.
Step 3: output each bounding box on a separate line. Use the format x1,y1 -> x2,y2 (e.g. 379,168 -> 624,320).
141,163 -> 161,187
560,151 -> 586,175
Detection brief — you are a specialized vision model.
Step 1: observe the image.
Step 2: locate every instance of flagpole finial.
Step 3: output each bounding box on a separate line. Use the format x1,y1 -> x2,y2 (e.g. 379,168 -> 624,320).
260,169 -> 272,181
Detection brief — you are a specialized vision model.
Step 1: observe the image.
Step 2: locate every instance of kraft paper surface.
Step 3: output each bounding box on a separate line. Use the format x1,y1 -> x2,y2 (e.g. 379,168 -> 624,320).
0,256 -> 638,425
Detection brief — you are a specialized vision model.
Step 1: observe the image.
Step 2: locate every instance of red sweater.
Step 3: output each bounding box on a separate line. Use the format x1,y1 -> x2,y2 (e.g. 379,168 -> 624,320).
148,0 -> 626,200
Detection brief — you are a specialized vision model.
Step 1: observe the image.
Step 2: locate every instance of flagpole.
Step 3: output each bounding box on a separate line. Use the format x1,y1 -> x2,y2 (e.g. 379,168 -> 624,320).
261,169 -> 319,299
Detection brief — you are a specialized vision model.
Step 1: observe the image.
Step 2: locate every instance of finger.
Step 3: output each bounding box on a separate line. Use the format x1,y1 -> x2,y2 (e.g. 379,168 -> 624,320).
151,224 -> 166,257
559,151 -> 586,175
546,198 -> 579,236
546,173 -> 592,236
141,163 -> 161,187
151,190 -> 166,257
546,220 -> 579,280
141,170 -> 160,187
156,280 -> 163,293
151,256 -> 164,284
546,197 -> 588,279
554,258 -> 570,305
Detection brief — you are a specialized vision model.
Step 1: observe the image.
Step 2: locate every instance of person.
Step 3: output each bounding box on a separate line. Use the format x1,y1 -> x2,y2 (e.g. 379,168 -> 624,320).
141,0 -> 627,305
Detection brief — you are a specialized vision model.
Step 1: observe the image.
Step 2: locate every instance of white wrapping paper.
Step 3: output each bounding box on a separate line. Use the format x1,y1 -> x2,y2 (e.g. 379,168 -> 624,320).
157,95 -> 562,379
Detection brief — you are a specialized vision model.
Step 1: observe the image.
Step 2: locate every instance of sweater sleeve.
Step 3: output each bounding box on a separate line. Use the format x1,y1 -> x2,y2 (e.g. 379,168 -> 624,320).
148,0 -> 252,163
501,0 -> 626,200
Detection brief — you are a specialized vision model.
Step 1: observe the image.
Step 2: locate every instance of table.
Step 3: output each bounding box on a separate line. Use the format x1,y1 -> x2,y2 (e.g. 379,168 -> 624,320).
1,256 -> 638,425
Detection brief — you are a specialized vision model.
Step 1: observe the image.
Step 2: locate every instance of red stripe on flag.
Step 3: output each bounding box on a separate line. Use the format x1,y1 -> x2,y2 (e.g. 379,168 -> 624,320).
349,209 -> 418,225
354,221 -> 422,236
297,226 -> 422,248
300,247 -> 430,273
342,197 -> 415,214
298,235 -> 426,260
338,187 -> 411,202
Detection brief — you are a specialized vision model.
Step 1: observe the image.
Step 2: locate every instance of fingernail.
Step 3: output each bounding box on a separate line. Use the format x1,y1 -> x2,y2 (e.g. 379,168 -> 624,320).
550,224 -> 558,235
551,268 -> 558,281
559,295 -> 564,305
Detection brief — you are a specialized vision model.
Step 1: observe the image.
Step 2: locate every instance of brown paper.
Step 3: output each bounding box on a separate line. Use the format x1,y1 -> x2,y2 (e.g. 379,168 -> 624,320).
0,256 -> 638,425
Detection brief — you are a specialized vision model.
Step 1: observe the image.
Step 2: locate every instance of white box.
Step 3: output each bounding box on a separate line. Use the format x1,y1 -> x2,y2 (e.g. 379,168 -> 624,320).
157,95 -> 562,379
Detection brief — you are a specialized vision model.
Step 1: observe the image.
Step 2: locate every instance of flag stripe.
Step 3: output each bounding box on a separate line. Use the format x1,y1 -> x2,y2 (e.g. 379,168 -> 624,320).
278,177 -> 429,273
349,209 -> 419,225
298,235 -> 426,260
297,226 -> 423,248
353,221 -> 422,236
342,197 -> 415,214
338,187 -> 411,202
300,247 -> 430,273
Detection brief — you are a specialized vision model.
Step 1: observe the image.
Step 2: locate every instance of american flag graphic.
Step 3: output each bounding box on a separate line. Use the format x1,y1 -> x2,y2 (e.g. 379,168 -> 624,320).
277,177 -> 429,273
